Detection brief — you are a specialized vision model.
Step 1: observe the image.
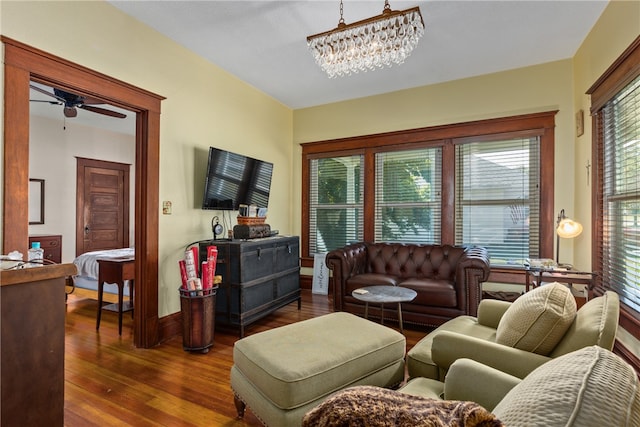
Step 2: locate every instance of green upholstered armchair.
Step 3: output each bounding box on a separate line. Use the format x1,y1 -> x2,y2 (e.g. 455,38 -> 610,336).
304,346 -> 639,427
407,284 -> 620,380
400,346 -> 640,427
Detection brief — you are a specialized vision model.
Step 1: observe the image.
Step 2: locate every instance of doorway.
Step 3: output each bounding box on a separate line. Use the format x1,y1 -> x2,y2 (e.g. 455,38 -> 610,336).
76,158 -> 131,255
2,37 -> 164,348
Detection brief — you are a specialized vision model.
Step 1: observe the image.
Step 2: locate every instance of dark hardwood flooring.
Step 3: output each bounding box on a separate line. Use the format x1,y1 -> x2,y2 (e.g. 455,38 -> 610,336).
64,289 -> 429,426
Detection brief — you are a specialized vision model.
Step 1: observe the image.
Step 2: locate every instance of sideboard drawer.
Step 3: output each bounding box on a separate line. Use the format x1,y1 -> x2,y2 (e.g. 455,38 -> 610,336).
28,234 -> 62,264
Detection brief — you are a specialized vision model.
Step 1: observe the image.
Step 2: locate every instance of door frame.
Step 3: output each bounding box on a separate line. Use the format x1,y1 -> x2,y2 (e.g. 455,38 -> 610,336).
2,37 -> 165,348
76,158 -> 131,255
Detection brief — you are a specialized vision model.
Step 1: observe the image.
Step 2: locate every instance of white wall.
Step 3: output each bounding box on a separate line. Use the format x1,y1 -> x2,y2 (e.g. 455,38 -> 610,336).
28,114 -> 135,262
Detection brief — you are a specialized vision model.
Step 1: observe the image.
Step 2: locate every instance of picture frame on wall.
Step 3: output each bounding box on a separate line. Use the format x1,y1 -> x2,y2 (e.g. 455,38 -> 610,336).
29,178 -> 45,225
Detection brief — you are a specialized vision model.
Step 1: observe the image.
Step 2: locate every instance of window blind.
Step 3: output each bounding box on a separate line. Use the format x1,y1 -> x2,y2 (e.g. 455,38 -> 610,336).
309,155 -> 364,254
455,137 -> 541,265
599,74 -> 640,311
374,148 -> 442,243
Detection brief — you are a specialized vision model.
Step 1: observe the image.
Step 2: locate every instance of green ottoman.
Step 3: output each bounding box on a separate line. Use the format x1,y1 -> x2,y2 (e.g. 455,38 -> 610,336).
231,312 -> 406,426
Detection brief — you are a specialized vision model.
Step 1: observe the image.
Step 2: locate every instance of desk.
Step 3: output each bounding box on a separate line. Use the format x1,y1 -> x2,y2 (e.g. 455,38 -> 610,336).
96,257 -> 135,335
525,268 -> 596,305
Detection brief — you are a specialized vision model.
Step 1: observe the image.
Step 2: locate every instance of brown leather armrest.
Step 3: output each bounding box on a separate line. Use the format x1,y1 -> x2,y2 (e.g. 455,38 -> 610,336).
326,242 -> 368,310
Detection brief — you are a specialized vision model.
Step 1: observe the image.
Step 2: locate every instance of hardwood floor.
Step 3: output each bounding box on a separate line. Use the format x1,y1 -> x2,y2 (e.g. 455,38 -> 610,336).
64,289 -> 429,426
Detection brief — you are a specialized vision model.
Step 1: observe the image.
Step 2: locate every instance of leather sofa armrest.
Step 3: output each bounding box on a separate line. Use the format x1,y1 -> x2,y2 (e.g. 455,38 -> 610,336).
455,246 -> 491,316
431,331 -> 551,379
476,299 -> 512,329
326,242 -> 368,311
444,358 -> 521,412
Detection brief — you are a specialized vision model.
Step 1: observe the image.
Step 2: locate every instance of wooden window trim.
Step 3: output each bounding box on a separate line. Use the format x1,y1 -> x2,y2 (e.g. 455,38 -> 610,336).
587,35 -> 640,341
300,111 -> 557,274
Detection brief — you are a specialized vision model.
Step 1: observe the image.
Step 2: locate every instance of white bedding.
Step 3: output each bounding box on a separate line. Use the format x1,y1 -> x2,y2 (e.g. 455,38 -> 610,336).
74,247 -> 134,279
72,248 -> 134,295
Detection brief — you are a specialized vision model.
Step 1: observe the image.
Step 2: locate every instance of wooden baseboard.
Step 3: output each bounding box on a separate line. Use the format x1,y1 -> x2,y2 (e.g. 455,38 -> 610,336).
300,274 -> 312,289
159,311 -> 182,344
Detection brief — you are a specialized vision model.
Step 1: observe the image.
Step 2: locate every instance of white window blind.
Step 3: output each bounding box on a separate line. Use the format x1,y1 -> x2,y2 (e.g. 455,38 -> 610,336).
374,148 -> 442,243
455,137 -> 541,265
309,155 -> 364,254
599,74 -> 640,311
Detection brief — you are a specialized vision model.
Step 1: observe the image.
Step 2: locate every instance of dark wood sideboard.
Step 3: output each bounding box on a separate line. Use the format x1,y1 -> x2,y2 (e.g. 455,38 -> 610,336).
28,234 -> 62,264
198,236 -> 301,337
0,263 -> 77,427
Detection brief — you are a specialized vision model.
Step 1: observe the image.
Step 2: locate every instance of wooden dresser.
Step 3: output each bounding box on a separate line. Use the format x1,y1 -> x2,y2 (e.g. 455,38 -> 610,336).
28,234 -> 62,263
198,236 -> 300,337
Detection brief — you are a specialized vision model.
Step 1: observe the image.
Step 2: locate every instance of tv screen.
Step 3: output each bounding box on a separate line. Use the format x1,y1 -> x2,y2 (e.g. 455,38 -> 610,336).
201,147 -> 273,210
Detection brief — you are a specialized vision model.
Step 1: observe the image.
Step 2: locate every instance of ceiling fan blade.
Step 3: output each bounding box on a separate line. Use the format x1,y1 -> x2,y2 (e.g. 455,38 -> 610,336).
64,106 -> 78,118
79,105 -> 127,119
29,84 -> 66,104
30,99 -> 63,105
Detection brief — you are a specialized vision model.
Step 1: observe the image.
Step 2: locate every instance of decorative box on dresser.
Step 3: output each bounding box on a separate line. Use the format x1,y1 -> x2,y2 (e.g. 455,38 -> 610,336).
28,234 -> 62,264
0,263 -> 77,427
198,236 -> 301,337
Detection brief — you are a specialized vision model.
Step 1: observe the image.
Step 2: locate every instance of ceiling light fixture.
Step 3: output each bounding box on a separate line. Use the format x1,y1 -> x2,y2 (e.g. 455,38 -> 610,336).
307,0 -> 425,78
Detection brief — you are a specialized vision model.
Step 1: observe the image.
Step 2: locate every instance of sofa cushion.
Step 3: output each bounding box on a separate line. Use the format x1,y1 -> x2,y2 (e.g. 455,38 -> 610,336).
400,278 -> 457,307
345,273 -> 399,292
492,346 -> 640,426
406,315 -> 498,380
495,282 -> 576,355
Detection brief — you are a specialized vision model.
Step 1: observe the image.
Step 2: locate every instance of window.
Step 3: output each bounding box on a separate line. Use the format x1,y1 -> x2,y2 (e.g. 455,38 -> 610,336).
308,154 -> 364,254
589,37 -> 640,320
301,112 -> 556,277
375,148 -> 442,244
455,136 -> 541,265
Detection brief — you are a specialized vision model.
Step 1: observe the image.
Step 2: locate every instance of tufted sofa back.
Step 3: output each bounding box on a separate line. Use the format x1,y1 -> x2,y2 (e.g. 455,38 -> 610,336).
365,242 -> 466,281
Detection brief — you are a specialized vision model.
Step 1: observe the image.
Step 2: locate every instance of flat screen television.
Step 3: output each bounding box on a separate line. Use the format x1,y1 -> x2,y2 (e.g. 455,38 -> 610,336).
201,147 -> 274,210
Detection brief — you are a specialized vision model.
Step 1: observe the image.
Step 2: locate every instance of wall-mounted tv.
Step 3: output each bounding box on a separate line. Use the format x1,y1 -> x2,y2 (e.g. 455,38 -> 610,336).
201,147 -> 274,211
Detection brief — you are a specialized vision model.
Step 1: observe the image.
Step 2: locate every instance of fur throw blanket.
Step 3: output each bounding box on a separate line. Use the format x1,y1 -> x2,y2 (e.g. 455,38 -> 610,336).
302,386 -> 504,427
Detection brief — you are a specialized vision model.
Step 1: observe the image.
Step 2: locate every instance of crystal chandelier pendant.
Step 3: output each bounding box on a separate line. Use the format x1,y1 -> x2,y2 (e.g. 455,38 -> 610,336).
307,1 -> 425,78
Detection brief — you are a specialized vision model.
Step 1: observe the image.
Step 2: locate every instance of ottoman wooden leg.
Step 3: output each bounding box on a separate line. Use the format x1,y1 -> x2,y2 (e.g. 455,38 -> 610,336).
234,395 -> 246,418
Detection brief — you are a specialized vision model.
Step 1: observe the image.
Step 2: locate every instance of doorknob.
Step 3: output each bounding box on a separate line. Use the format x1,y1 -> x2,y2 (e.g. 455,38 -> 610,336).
84,225 -> 90,235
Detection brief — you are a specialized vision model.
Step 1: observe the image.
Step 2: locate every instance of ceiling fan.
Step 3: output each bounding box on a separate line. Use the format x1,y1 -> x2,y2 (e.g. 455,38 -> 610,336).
29,84 -> 127,119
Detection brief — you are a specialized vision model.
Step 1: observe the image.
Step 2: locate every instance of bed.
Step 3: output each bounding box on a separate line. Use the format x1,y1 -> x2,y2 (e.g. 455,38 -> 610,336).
72,248 -> 135,296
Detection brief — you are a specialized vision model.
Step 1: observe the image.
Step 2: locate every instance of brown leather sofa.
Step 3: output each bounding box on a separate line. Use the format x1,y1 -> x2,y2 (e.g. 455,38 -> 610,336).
326,242 -> 491,328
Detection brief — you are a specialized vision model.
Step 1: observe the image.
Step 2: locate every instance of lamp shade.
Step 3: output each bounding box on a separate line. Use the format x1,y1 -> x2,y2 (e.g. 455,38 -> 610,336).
556,218 -> 583,239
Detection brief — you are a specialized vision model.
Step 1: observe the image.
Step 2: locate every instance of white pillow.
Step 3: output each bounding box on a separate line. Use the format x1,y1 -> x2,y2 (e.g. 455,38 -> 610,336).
495,282 -> 576,355
493,346 -> 640,426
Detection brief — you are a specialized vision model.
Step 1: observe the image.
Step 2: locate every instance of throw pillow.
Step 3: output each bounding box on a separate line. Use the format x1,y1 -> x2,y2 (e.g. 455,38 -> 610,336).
495,282 -> 576,355
302,385 -> 503,427
492,346 -> 640,426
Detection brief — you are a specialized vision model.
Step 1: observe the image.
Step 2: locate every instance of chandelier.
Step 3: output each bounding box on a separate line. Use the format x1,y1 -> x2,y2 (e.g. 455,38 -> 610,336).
307,0 -> 425,78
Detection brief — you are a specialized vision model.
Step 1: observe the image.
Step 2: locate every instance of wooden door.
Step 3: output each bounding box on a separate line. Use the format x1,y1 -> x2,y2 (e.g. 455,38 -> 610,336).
76,158 -> 130,255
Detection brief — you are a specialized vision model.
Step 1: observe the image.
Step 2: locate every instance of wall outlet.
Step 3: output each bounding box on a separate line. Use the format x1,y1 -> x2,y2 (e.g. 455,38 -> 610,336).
162,201 -> 172,215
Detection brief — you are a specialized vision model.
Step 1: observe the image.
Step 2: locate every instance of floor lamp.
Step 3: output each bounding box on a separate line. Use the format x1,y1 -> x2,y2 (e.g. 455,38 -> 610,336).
556,209 -> 583,267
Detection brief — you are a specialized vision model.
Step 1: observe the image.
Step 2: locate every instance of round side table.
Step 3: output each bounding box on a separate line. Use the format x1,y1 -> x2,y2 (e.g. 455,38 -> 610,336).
351,285 -> 417,334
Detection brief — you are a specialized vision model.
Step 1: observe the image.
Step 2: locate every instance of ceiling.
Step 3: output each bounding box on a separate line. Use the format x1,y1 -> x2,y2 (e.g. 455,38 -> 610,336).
108,0 -> 608,109
30,1 -> 609,133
